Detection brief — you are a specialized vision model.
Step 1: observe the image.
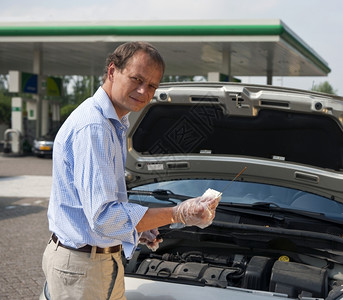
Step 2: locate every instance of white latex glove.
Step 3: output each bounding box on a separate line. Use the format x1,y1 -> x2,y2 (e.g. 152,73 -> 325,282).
139,228 -> 163,251
172,188 -> 221,229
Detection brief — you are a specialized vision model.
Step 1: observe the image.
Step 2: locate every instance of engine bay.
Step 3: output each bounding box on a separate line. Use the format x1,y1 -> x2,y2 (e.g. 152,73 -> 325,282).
124,234 -> 343,300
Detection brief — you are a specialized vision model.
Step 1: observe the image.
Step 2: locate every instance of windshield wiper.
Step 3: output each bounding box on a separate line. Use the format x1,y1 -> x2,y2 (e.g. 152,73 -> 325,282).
127,189 -> 191,204
218,201 -> 343,225
217,202 -> 286,221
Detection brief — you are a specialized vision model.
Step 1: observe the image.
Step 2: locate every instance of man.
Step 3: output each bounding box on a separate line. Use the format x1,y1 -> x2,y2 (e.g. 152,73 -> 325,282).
42,42 -> 220,300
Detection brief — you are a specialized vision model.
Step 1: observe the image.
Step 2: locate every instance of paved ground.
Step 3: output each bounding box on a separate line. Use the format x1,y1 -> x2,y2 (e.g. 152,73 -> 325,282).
0,155 -> 52,299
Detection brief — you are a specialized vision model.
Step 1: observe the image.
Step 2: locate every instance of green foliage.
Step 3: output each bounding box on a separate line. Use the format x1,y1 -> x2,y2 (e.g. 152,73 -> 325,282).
0,100 -> 11,126
59,75 -> 101,120
162,75 -> 194,82
311,81 -> 337,95
63,75 -> 101,104
0,75 -> 11,125
60,103 -> 78,122
0,75 -> 8,91
0,74 -> 103,125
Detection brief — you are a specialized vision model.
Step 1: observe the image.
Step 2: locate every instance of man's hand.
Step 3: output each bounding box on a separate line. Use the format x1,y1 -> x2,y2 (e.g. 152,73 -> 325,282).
139,228 -> 163,251
172,188 -> 221,229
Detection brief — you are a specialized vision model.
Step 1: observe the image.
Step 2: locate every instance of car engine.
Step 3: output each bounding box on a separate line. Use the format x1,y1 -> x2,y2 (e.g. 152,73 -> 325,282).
125,236 -> 343,299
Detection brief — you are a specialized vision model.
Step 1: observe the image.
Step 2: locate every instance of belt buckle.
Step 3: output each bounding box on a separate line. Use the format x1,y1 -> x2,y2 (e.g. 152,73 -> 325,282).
103,247 -> 112,254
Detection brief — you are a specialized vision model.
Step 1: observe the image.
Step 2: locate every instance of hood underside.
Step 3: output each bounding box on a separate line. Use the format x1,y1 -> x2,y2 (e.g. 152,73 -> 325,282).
126,82 -> 343,201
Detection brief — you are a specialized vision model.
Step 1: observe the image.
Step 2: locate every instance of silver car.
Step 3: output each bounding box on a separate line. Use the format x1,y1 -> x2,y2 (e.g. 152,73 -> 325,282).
42,82 -> 343,299
124,82 -> 343,300
32,127 -> 59,158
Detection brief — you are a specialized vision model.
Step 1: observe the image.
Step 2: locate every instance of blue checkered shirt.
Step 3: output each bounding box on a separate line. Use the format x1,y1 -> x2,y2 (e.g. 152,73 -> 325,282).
48,86 -> 148,259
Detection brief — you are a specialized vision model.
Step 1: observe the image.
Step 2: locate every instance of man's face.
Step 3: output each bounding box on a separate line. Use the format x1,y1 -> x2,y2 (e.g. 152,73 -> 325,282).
105,51 -> 163,119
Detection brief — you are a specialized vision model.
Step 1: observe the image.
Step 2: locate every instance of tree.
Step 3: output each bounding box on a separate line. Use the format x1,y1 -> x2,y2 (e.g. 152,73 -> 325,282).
0,75 -> 11,126
0,74 -> 104,126
68,75 -> 101,105
162,75 -> 207,82
311,81 -> 337,95
60,103 -> 78,122
60,75 -> 101,120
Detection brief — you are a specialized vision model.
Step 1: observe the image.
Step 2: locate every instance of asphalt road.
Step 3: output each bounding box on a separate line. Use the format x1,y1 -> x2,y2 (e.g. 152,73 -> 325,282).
0,155 -> 52,300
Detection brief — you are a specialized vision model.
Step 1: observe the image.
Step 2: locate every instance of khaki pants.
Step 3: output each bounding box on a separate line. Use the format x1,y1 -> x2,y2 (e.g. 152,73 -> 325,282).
42,237 -> 126,300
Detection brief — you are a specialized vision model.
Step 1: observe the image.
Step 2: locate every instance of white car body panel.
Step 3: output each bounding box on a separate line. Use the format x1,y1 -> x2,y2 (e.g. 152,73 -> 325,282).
125,277 -> 290,300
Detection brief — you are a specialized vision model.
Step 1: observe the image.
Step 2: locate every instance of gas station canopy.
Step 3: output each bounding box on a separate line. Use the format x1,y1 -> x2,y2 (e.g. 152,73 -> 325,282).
0,19 -> 330,81
0,19 -> 331,154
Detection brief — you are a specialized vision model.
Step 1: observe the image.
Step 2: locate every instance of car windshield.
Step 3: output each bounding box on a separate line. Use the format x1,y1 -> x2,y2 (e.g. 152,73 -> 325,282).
129,179 -> 343,221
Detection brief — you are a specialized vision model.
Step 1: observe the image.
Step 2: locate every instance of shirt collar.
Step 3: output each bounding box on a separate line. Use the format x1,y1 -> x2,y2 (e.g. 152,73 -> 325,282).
93,86 -> 130,128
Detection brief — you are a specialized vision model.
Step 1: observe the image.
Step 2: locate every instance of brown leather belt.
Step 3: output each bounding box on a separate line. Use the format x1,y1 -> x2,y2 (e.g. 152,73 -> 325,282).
52,233 -> 121,254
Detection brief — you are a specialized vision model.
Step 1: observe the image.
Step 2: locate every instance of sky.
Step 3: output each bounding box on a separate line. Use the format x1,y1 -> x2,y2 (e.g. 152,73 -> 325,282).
0,0 -> 342,95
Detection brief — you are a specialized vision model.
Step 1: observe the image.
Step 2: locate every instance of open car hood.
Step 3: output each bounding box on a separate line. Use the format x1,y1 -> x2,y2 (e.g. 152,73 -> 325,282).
126,82 -> 343,203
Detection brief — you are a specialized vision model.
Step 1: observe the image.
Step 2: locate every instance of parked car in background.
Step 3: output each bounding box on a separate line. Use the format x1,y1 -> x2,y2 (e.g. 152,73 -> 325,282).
32,127 -> 59,158
41,82 -> 343,300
